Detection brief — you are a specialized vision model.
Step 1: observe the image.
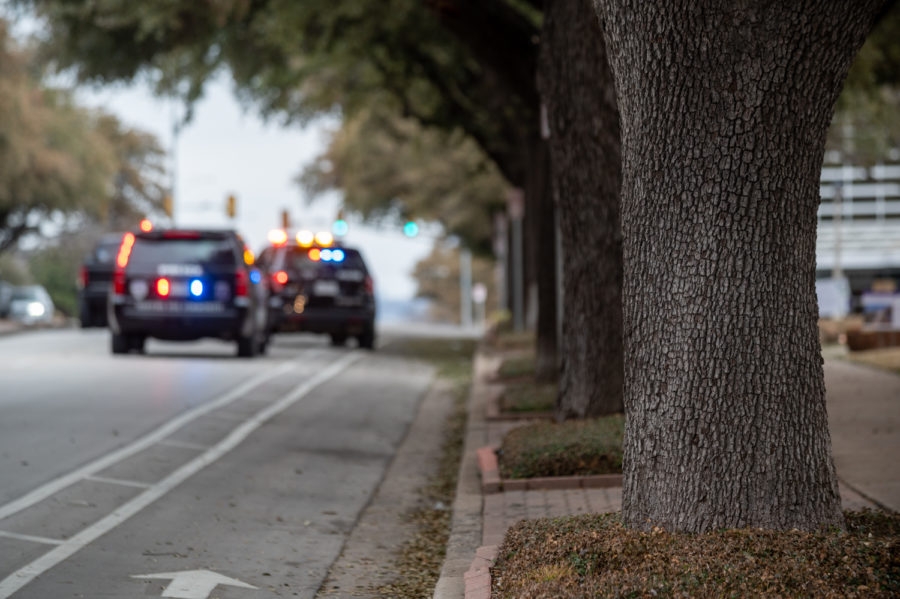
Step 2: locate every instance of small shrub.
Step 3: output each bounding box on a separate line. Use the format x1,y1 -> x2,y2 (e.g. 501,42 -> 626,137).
499,415 -> 624,479
500,381 -> 556,413
497,353 -> 536,380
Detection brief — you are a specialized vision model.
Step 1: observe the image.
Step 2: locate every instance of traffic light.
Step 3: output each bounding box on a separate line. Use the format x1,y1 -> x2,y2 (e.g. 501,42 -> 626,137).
226,194 -> 236,218
403,220 -> 419,238
162,195 -> 173,218
333,209 -> 349,237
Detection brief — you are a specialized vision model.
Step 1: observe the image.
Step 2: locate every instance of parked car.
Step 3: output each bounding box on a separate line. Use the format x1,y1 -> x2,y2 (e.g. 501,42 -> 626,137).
77,233 -> 124,327
108,228 -> 269,357
258,230 -> 376,349
7,285 -> 55,326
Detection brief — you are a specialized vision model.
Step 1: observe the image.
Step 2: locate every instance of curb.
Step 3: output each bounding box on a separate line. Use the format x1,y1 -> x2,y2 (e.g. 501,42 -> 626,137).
432,350 -> 499,599
463,545 -> 498,599
476,445 -> 623,493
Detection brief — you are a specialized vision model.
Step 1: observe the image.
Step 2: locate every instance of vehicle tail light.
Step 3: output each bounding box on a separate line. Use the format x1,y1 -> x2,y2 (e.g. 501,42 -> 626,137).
113,269 -> 126,295
271,270 -> 288,293
78,266 -> 88,289
235,269 -> 249,297
364,275 -> 374,294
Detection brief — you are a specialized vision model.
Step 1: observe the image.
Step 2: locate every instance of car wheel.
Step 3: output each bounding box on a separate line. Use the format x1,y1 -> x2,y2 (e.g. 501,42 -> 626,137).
111,333 -> 129,354
357,323 -> 376,350
257,332 -> 269,355
330,333 -> 347,347
237,334 -> 257,358
130,335 -> 146,354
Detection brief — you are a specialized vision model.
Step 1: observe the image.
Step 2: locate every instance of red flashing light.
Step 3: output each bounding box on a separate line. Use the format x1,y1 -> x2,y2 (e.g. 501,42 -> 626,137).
156,278 -> 171,297
274,271 -> 289,285
162,230 -> 201,240
308,248 -> 321,261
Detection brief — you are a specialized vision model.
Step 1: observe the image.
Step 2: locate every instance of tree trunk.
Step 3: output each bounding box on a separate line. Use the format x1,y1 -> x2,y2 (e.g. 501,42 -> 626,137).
538,0 -> 623,418
528,137 -> 559,382
594,0 -> 886,532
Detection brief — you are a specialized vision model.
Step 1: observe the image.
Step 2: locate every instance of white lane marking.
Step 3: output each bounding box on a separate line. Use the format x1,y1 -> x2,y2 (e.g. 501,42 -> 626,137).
0,361 -> 296,523
132,569 -> 257,599
0,351 -> 363,598
84,476 -> 152,489
0,531 -> 64,546
156,439 -> 209,451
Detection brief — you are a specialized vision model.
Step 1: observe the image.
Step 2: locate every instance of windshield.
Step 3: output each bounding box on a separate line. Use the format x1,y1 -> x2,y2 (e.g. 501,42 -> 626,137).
11,287 -> 41,301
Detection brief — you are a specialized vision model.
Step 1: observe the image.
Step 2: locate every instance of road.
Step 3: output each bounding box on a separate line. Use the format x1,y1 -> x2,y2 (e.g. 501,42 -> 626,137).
0,327 -> 439,598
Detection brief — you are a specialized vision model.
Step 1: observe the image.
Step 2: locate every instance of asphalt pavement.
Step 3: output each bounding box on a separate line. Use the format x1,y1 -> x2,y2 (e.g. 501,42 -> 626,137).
0,326 -> 440,598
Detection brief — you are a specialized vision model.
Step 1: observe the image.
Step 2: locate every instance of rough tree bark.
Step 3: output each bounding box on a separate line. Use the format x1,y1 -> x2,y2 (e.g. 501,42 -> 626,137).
528,137 -> 559,382
538,0 -> 623,417
594,0 -> 887,532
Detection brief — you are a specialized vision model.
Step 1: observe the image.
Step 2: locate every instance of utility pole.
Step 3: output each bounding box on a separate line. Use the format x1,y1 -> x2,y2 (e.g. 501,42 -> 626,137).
460,247 -> 473,328
508,188 -> 525,332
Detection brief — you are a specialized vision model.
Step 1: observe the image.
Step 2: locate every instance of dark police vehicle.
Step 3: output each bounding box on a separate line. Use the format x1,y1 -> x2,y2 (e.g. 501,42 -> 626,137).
259,230 -> 376,349
108,227 -> 268,357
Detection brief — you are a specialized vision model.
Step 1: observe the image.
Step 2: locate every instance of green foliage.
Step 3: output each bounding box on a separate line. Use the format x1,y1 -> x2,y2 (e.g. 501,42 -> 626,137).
829,3 -> 900,163
27,238 -> 88,315
0,21 -> 114,252
302,107 -> 507,254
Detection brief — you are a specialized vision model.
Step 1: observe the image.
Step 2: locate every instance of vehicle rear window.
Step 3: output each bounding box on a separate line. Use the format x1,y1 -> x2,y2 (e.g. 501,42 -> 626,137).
286,248 -> 367,272
93,240 -> 123,264
129,238 -> 236,266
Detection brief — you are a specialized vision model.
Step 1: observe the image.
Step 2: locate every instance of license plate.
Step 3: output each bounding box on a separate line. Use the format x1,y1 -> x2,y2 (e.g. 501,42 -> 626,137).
134,300 -> 226,314
313,280 -> 339,296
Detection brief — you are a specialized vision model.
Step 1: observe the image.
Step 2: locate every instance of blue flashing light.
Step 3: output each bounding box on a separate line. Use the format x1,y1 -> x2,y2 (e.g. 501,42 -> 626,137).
321,249 -> 333,261
249,270 -> 262,284
189,279 -> 204,297
332,249 -> 345,262
403,221 -> 419,238
332,219 -> 349,237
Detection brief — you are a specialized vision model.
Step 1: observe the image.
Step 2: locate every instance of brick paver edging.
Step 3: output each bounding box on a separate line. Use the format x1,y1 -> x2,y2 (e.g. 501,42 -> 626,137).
477,446 -> 623,493
463,545 -> 498,599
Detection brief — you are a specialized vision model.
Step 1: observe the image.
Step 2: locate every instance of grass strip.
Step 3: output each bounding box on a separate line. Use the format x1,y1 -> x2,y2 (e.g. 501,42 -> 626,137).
500,381 -> 556,414
499,416 -> 624,479
492,510 -> 900,598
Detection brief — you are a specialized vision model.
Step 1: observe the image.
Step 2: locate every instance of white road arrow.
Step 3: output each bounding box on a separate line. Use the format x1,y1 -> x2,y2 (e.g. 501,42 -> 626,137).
132,569 -> 257,599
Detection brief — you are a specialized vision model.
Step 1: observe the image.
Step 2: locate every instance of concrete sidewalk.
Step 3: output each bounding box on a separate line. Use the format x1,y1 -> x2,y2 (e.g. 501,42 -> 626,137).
435,350 -> 899,599
826,357 -> 900,513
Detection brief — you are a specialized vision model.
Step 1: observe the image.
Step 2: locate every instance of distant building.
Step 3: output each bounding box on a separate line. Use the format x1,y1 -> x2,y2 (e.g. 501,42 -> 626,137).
817,162 -> 900,312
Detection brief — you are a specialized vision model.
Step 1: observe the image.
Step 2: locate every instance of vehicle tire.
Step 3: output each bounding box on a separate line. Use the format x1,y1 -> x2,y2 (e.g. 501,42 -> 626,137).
79,305 -> 95,328
257,332 -> 269,355
330,333 -> 347,347
111,333 -> 129,354
357,322 -> 376,350
130,335 -> 146,354
237,334 -> 257,358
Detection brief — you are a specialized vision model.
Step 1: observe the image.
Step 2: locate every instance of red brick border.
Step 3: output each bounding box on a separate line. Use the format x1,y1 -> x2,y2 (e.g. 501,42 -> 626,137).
477,446 -> 622,493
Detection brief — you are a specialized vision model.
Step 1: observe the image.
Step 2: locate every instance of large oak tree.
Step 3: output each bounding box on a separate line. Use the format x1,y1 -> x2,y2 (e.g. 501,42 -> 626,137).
594,0 -> 890,532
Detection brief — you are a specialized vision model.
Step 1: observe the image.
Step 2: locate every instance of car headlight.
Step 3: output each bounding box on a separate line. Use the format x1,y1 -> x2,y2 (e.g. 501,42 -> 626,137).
27,302 -> 46,317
